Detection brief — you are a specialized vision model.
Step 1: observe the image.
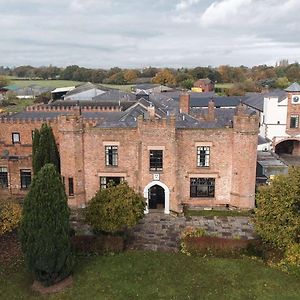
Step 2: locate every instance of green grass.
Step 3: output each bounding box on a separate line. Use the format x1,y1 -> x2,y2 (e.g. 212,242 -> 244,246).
1,252 -> 300,300
215,83 -> 234,89
9,79 -> 84,89
6,76 -> 134,92
185,209 -> 252,217
3,99 -> 35,113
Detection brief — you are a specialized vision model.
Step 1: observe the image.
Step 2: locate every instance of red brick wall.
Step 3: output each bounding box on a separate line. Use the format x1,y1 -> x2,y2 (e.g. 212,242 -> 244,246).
0,110 -> 258,211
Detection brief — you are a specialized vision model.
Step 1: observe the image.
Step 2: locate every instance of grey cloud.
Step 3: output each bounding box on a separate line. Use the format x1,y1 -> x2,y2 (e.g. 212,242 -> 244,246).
1,0 -> 300,67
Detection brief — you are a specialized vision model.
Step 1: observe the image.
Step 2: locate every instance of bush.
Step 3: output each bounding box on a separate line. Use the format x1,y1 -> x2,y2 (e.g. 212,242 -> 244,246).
254,167 -> 300,250
0,200 -> 22,235
85,182 -> 146,234
180,227 -> 254,258
20,164 -> 73,287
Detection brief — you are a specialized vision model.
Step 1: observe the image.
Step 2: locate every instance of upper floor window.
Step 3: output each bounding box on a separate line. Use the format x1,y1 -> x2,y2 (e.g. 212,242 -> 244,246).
150,150 -> 163,171
105,146 -> 118,166
190,178 -> 215,198
100,176 -> 124,190
290,115 -> 299,129
20,169 -> 31,189
12,132 -> 20,144
0,167 -> 8,188
197,146 -> 210,167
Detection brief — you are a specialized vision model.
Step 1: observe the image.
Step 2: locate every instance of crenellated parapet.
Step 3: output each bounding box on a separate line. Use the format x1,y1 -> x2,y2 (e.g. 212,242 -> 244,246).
137,114 -> 176,130
26,104 -> 121,112
0,117 -> 56,125
233,104 -> 259,134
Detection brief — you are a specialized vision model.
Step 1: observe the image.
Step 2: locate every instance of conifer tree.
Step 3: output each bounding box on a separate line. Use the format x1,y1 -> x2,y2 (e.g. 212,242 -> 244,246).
20,164 -> 73,286
32,124 -> 60,174
32,129 -> 41,174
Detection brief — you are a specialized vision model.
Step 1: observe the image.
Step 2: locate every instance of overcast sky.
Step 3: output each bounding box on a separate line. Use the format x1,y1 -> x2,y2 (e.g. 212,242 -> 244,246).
1,0 -> 300,68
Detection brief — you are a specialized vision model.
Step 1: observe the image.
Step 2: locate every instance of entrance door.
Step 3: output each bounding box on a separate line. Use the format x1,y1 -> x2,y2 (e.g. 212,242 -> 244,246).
148,185 -> 165,209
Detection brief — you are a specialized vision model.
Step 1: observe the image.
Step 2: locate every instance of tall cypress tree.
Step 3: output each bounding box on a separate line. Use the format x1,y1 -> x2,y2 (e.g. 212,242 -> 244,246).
20,164 -> 73,287
32,124 -> 60,174
32,129 -> 41,174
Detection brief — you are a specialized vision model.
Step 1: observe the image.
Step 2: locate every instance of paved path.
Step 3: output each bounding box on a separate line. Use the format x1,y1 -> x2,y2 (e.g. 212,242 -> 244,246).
127,212 -> 255,252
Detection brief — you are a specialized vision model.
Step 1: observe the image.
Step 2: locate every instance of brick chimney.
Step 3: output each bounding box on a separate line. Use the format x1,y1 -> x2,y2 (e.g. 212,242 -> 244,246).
179,93 -> 190,114
147,105 -> 155,119
206,99 -> 215,121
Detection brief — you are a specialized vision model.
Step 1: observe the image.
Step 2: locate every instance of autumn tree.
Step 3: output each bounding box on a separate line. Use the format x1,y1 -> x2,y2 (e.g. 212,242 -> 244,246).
152,69 -> 176,86
124,69 -> 140,83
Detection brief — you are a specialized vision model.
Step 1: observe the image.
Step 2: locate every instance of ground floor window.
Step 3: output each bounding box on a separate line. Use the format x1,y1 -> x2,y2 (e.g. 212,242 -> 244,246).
68,177 -> 74,196
0,167 -> 8,188
190,178 -> 215,198
20,169 -> 31,189
100,176 -> 124,189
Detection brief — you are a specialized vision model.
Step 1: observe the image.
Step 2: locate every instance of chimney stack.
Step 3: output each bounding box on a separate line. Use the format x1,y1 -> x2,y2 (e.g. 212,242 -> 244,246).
206,99 -> 215,121
179,93 -> 190,114
148,105 -> 155,119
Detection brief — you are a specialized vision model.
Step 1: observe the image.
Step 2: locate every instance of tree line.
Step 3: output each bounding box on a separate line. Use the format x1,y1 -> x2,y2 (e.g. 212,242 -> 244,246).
1,60 -> 300,92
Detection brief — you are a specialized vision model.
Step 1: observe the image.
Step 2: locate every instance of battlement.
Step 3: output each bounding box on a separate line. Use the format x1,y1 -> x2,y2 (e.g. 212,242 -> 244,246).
0,117 -> 55,124
137,115 -> 176,129
26,104 -> 121,112
233,114 -> 259,133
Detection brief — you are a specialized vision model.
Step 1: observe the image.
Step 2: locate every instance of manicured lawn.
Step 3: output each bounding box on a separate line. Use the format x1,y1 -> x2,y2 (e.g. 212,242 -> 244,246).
185,209 -> 252,217
1,252 -> 300,299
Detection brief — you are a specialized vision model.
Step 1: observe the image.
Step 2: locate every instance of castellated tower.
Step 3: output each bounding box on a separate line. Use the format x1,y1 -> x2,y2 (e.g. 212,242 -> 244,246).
231,105 -> 259,208
58,114 -> 86,207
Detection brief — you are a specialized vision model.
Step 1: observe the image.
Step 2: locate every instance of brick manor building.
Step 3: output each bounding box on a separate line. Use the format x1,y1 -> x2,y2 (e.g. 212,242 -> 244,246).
0,94 -> 258,214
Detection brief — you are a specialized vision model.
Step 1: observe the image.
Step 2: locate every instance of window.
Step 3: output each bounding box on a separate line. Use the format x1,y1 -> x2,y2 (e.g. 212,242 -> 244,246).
190,178 -> 215,198
20,169 -> 31,189
0,167 -> 8,188
290,115 -> 299,128
149,150 -> 163,171
105,146 -> 118,166
197,146 -> 210,167
100,177 -> 124,189
68,177 -> 74,196
12,132 -> 20,144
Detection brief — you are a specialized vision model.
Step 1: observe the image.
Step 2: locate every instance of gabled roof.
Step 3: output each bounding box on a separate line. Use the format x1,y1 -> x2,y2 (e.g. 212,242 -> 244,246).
285,82 -> 300,92
64,82 -> 115,97
51,86 -> 76,93
194,78 -> 212,84
92,90 -> 136,101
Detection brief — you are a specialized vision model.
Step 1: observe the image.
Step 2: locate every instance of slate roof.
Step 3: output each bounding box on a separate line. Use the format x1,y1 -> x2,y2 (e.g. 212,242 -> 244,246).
134,84 -> 160,90
49,100 -> 135,111
2,96 -> 255,130
285,82 -> 300,92
92,90 -> 136,101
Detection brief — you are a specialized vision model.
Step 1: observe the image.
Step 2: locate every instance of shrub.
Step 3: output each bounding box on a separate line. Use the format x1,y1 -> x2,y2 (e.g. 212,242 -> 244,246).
85,182 -> 146,234
254,167 -> 300,250
0,200 -> 22,235
20,164 -> 73,287
180,227 -> 253,258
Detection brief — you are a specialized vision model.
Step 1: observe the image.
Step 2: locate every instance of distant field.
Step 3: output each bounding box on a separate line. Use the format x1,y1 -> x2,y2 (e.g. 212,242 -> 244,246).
7,78 -> 134,92
215,83 -> 234,89
10,79 -> 84,89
